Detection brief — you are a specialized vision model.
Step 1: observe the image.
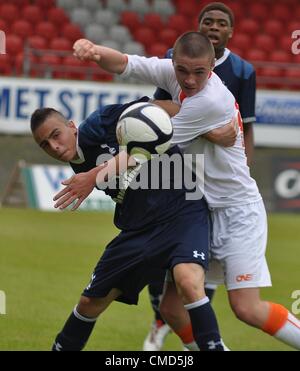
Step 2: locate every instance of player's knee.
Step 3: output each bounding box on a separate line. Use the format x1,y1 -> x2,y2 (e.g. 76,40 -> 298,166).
175,275 -> 203,304
77,296 -> 107,318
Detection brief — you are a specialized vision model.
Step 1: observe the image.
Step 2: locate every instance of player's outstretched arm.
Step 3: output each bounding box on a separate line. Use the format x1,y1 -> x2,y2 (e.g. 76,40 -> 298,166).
73,39 -> 128,74
202,118 -> 238,147
53,151 -> 133,211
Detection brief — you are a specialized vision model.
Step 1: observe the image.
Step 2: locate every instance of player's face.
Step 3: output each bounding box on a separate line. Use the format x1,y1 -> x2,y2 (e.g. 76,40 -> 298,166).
198,10 -> 233,50
173,54 -> 214,97
33,116 -> 78,162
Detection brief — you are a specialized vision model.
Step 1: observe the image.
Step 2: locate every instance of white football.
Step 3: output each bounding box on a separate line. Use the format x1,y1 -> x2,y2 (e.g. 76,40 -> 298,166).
116,102 -> 173,160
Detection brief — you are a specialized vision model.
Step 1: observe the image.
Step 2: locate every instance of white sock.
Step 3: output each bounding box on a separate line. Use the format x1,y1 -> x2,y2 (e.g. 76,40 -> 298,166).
183,341 -> 199,351
274,312 -> 300,349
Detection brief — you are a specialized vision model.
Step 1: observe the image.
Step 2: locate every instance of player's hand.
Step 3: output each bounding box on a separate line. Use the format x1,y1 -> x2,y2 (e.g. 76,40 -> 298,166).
73,39 -> 102,63
53,170 -> 96,211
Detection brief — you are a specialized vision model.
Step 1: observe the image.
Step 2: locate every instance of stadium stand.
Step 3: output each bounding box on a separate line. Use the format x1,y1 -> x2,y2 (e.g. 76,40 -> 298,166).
0,0 -> 298,90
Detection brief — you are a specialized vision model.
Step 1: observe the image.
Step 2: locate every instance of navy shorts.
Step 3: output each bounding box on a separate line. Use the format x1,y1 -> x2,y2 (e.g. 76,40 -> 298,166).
82,200 -> 210,305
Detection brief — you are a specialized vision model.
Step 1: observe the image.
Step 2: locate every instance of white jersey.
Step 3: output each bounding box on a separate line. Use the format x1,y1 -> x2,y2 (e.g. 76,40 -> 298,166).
122,55 -> 261,207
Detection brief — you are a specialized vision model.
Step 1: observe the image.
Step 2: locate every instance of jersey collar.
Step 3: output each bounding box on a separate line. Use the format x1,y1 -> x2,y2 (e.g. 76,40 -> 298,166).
214,48 -> 230,68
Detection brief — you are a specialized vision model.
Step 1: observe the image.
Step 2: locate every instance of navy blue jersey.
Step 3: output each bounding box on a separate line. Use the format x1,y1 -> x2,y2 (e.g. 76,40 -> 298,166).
154,48 -> 256,124
70,97 -> 203,231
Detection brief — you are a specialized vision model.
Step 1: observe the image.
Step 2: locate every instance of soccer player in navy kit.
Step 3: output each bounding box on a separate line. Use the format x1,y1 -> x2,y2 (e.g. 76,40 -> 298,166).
144,2 -> 257,350
30,98 -> 228,351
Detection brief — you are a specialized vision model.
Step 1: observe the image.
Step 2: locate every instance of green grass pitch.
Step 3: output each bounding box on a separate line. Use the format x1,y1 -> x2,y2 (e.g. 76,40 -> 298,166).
0,208 -> 299,351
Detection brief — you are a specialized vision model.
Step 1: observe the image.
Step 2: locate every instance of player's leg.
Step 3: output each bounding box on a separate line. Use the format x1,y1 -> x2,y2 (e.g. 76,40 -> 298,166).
228,287 -> 300,349
143,276 -> 171,351
204,283 -> 218,301
52,288 -> 121,351
172,262 -> 225,351
160,280 -> 198,350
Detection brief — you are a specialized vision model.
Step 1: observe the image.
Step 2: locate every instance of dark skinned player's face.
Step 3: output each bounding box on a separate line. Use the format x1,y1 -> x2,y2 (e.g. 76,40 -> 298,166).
198,10 -> 233,51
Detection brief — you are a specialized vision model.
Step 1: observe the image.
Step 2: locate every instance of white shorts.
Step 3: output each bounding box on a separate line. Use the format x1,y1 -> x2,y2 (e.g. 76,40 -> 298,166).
205,199 -> 272,290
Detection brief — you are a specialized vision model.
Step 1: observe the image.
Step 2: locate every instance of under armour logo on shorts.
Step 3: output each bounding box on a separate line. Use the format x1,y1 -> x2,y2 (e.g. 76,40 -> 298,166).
193,250 -> 205,260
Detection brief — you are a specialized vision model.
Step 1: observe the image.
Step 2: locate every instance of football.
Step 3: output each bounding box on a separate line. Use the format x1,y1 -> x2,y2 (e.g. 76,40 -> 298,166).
116,102 -> 173,160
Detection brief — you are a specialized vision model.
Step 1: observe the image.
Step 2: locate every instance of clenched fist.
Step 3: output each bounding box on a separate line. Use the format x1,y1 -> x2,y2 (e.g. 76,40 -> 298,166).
73,39 -> 102,63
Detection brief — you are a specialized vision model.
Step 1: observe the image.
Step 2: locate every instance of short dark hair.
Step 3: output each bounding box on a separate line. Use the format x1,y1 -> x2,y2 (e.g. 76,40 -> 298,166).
198,2 -> 234,27
173,31 -> 215,61
30,108 -> 67,133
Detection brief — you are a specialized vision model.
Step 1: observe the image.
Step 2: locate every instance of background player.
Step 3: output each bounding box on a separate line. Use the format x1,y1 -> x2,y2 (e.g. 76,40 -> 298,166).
31,99 -> 229,351
145,2 -> 257,350
71,33 -> 300,350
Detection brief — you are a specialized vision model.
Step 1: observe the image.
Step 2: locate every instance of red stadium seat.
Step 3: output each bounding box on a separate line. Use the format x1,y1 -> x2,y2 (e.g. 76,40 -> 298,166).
249,3 -> 268,21
264,20 -> 283,38
237,19 -> 259,35
23,5 -> 43,24
287,21 -> 300,35
246,49 -> 267,62
15,51 -> 39,77
61,55 -> 86,80
0,18 -> 9,33
280,35 -> 294,53
159,28 -> 178,48
293,53 -> 300,64
229,33 -> 251,53
148,42 -> 169,58
5,34 -> 23,57
223,1 -> 243,19
62,23 -> 84,44
35,22 -> 58,42
144,13 -> 164,30
8,0 -> 30,7
47,7 -> 70,28
254,34 -> 275,53
27,35 -> 47,50
0,54 -> 13,75
259,66 -> 284,89
166,14 -> 190,34
269,50 -> 292,64
176,0 -> 199,17
50,37 -> 72,52
11,20 -> 33,41
39,54 -> 62,78
0,4 -> 19,23
120,11 -> 142,33
133,27 -> 157,51
229,47 -> 244,58
35,0 -> 56,9
272,4 -> 291,23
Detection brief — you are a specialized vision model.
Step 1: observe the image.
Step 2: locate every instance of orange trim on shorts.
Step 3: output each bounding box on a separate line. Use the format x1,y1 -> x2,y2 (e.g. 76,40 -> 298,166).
174,323 -> 194,344
262,302 -> 288,336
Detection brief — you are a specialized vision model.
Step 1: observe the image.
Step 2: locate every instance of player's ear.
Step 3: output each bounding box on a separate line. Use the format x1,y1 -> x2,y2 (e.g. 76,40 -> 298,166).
228,27 -> 233,39
67,120 -> 77,130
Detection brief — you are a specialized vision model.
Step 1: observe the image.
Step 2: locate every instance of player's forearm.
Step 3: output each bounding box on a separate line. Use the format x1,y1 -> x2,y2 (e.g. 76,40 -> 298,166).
73,39 -> 127,74
203,120 -> 237,147
96,151 -> 134,188
94,45 -> 128,74
152,100 -> 180,117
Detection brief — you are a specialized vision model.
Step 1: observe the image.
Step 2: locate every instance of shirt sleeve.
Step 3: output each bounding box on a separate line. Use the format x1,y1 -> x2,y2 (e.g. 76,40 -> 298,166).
171,95 -> 236,144
121,55 -> 174,92
239,65 -> 256,124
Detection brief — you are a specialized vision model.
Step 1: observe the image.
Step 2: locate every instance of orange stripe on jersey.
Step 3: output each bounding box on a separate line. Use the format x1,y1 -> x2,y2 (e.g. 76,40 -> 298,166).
179,90 -> 187,104
262,302 -> 288,336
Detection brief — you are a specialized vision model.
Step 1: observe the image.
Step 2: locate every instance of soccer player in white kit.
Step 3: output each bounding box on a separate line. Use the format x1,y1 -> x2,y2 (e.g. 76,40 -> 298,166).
72,33 -> 300,350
